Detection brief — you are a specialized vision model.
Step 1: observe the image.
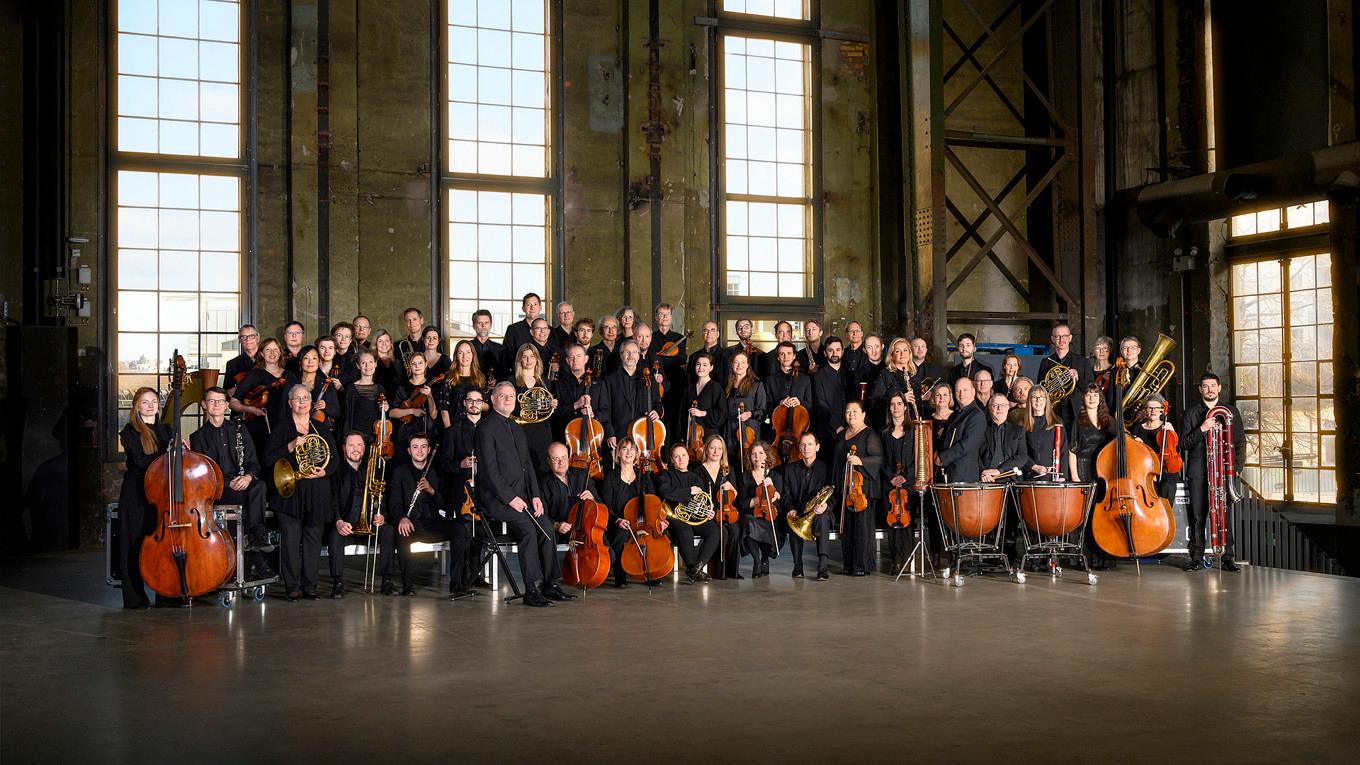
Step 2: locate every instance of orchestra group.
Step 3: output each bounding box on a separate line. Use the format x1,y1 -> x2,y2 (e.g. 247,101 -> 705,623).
116,293 -> 1246,609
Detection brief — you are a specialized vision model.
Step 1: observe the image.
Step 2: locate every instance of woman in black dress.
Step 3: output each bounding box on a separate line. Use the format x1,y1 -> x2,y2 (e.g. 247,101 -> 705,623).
739,441 -> 782,578
390,352 -> 441,454
439,339 -> 487,430
880,392 -> 917,573
724,351 -> 767,464
1068,383 -> 1117,569
230,337 -> 296,457
600,438 -> 647,588
421,325 -> 453,379
297,345 -> 341,432
682,352 -> 726,460
832,400 -> 884,576
509,343 -> 555,475
343,349 -> 388,446
655,443 -> 717,582
118,387 -> 174,608
265,384 -> 339,600
1021,386 -> 1068,480
371,330 -> 403,397
695,434 -> 743,579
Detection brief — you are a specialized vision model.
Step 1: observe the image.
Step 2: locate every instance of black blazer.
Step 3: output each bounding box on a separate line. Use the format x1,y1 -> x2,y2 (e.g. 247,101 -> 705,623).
189,418 -> 260,480
936,405 -> 986,483
473,410 -> 541,510
981,420 -> 1028,476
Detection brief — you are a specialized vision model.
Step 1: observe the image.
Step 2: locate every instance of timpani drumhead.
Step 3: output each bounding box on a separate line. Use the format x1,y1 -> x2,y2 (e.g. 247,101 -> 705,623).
1016,482 -> 1090,536
933,483 -> 1006,537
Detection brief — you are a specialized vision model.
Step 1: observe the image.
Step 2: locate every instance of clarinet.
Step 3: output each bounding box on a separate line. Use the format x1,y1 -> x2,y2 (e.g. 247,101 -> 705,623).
406,447 -> 439,519
233,414 -> 246,479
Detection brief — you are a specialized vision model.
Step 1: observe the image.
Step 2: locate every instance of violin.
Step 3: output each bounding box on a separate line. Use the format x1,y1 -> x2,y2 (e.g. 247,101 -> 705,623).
311,376 -> 338,423
771,361 -> 810,464
1091,358 -> 1174,559
886,461 -> 911,528
629,364 -> 666,474
562,496 -> 610,589
753,469 -> 781,557
241,375 -> 287,420
714,469 -> 739,524
140,353 -> 237,599
373,393 -> 394,459
650,360 -> 665,399
565,369 -> 605,481
839,444 -> 868,534
458,456 -> 479,521
620,471 -> 676,583
656,329 -> 693,358
395,377 -> 433,424
685,399 -> 706,462
734,402 -> 756,451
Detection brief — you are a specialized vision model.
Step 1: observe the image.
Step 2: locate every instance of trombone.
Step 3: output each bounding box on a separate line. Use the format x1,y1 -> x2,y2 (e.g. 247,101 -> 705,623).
358,420 -> 389,592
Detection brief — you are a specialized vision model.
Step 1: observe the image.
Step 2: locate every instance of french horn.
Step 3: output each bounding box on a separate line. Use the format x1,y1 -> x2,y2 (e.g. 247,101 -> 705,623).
273,431 -> 331,498
663,492 -> 715,526
513,385 -> 557,424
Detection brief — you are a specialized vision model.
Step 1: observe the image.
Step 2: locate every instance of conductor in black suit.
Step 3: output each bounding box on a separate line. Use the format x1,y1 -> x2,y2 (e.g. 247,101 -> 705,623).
935,377 -> 987,483
474,381 -> 576,607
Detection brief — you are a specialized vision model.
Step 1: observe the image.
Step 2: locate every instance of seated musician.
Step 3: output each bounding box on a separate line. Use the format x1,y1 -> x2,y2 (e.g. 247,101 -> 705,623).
695,433 -> 744,579
656,443 -> 717,583
934,378 -> 986,483
378,433 -> 466,597
542,441 -> 600,552
600,439 -> 662,588
328,431 -> 369,598
780,432 -> 832,580
474,382 -> 573,607
980,395 -> 1026,483
190,386 -> 274,580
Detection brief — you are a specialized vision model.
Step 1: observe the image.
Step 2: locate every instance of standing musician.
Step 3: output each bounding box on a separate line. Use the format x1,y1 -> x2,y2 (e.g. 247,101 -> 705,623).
1090,336 -> 1117,411
871,337 -> 917,428
655,443 -> 718,583
759,321 -> 794,379
797,318 -> 827,374
1068,383 -> 1117,569
191,387 -> 273,580
341,350 -> 388,445
420,325 -> 453,379
632,323 -> 662,373
724,350 -> 767,458
297,346 -> 341,430
1038,321 -> 1094,425
475,382 -> 572,607
683,353 -> 727,454
1119,336 -> 1145,378
780,432 -> 833,579
973,367 -> 997,413
763,341 -> 812,446
590,314 -> 622,377
399,307 -> 425,360
849,335 -> 885,412
597,339 -> 664,456
842,321 -> 867,375
470,309 -> 505,385
1129,393 -> 1182,495
230,337 -> 297,457
653,304 -> 688,437
503,293 -> 543,357
739,441 -> 783,578
809,336 -> 847,457
1020,386 -> 1068,479
224,324 -> 261,395
949,333 -> 993,384
439,388 -> 487,595
694,434 -> 743,579
328,431 -> 369,599
330,322 -> 356,381
572,317 -> 595,349
378,433 -> 465,597
833,401 -> 883,576
880,392 -> 917,574
616,305 -> 639,339
316,335 -> 346,393
552,302 -> 576,349
265,384 -> 339,601
909,337 -> 945,400
351,315 -> 373,349
509,343 -> 558,475
1180,372 -> 1245,573
438,339 -> 487,429
371,330 -> 403,395
935,378 -> 986,483
525,318 -> 559,377
727,318 -> 763,380
1008,377 -> 1035,416
688,320 -> 727,388
599,439 -> 654,588
390,352 -> 440,452
994,353 -> 1021,402
550,343 -> 597,443
980,395 -> 1027,482
282,321 -> 306,373
117,387 -> 176,608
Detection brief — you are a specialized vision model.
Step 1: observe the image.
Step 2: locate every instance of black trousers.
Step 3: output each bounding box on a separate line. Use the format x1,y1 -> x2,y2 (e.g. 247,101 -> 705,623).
840,506 -> 875,574
380,516 -> 465,588
669,518 -> 719,571
322,523 -> 347,581
219,478 -> 267,540
277,513 -> 322,593
117,495 -> 153,608
703,520 -> 744,578
485,504 -> 558,590
1186,475 -> 1236,561
786,511 -> 830,568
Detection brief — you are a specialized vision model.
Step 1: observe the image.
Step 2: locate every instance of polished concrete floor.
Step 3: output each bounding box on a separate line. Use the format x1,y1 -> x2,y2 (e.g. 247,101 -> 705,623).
2,551 -> 1358,762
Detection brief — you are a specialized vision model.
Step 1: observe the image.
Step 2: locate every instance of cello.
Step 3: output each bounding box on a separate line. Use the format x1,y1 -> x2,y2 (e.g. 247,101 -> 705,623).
1091,359 -> 1174,560
140,353 -> 237,600
565,369 -> 605,481
561,473 -> 610,589
771,361 -> 810,465
619,470 -> 676,584
629,363 -> 666,474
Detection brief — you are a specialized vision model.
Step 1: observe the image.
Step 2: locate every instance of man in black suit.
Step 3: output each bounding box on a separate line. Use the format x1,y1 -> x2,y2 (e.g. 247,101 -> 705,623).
190,386 -> 273,579
935,377 -> 986,483
502,292 -> 544,360
980,395 -> 1027,482
470,309 -> 505,384
475,381 -> 576,607
1037,321 -> 1093,426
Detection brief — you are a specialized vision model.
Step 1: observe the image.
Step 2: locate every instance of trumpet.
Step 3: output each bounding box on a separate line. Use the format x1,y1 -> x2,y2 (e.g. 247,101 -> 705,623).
512,385 -> 557,424
1123,333 -> 1177,426
663,492 -> 715,526
788,485 -> 836,541
1040,362 -> 1077,404
273,428 -> 331,498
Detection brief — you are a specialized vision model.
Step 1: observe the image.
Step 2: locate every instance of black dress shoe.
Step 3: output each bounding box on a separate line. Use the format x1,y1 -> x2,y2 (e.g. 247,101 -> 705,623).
1220,559 -> 1241,572
473,576 -> 493,590
522,591 -> 553,608
694,571 -> 711,583
401,585 -> 416,596
301,590 -> 320,600
330,583 -> 345,599
286,591 -> 301,602
542,584 -> 577,601
751,567 -> 762,579
449,587 -> 475,600
791,568 -> 805,578
816,569 -> 829,581
381,580 -> 398,595
1182,559 -> 1203,572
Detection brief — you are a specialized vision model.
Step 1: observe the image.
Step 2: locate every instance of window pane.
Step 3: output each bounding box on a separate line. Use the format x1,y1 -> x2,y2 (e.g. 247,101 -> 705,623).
446,190 -> 548,341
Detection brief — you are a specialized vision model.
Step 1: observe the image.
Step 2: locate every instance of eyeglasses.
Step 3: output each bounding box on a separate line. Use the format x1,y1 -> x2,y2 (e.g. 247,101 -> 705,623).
288,395 -> 311,402
1052,333 -> 1072,339
204,398 -> 228,405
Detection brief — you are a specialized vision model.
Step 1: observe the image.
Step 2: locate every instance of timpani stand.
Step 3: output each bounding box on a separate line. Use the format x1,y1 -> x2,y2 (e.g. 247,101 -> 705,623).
1013,481 -> 1099,586
932,483 -> 1023,587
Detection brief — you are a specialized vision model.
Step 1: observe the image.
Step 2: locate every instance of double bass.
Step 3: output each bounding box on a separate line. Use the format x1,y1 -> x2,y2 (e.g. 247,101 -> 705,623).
140,353 -> 237,600
1091,359 -> 1174,559
565,369 -> 605,481
771,361 -> 810,464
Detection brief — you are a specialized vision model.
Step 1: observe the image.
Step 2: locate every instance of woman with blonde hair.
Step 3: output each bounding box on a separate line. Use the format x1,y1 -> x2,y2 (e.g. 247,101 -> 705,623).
117,388 -> 175,608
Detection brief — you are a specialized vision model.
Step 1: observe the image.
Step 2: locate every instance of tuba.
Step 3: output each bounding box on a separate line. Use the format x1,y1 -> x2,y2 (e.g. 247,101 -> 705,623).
273,429 -> 331,498
663,492 -> 715,526
513,385 -> 557,424
1122,333 -> 1177,426
788,485 -> 836,541
1040,362 -> 1077,404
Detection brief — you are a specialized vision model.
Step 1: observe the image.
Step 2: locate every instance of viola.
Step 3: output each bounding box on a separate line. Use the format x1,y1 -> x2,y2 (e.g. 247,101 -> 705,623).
886,461 -> 911,528
771,361 -> 810,464
562,497 -> 610,589
565,369 -> 605,481
734,402 -> 756,452
1091,359 -> 1174,559
650,360 -> 665,399
620,475 -> 675,583
629,365 -> 666,474
656,329 -> 693,358
140,353 -> 237,599
685,399 -> 706,462
310,376 -> 338,423
715,470 -> 739,524
373,393 -> 394,459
